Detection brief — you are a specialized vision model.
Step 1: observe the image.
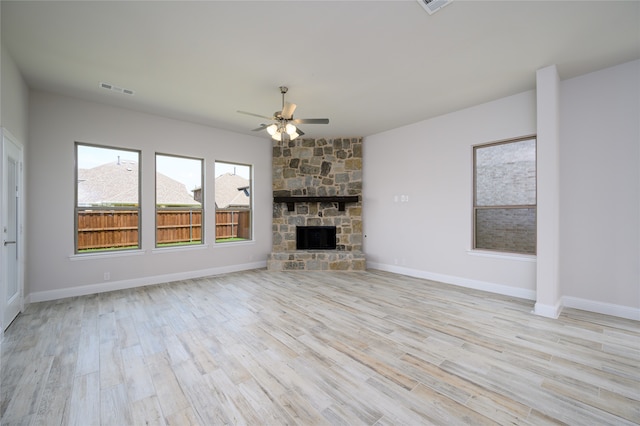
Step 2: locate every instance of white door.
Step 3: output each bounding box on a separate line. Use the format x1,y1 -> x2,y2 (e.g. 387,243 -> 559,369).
2,130 -> 23,330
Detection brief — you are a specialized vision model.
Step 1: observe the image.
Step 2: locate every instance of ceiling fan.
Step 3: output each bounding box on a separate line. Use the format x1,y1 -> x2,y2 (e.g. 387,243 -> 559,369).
237,86 -> 329,141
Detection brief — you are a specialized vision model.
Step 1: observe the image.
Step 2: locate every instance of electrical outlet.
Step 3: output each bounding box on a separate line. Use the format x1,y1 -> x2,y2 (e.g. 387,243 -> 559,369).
104,272 -> 110,281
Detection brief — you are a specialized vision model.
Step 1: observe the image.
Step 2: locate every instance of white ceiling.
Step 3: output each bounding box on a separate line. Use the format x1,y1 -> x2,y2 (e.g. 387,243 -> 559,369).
2,0 -> 639,139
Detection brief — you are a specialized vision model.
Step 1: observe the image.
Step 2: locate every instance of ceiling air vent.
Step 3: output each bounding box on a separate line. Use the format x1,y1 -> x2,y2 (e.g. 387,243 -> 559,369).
416,0 -> 452,15
100,82 -> 134,96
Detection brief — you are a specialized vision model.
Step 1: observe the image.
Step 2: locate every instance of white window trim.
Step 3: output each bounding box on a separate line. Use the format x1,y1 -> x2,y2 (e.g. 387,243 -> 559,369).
152,244 -> 210,254
69,249 -> 146,261
472,135 -> 537,256
467,249 -> 536,262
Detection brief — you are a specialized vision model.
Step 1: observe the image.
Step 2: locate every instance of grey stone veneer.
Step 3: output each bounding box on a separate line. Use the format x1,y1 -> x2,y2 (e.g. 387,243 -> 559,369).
267,137 -> 365,271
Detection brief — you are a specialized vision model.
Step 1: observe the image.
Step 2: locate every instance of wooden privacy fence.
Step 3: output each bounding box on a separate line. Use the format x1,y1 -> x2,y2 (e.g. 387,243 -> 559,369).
77,209 -> 250,251
156,209 -> 202,245
215,209 -> 251,240
77,210 -> 140,250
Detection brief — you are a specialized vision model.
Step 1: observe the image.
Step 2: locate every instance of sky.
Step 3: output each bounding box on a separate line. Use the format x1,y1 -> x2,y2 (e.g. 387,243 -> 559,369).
77,144 -> 251,191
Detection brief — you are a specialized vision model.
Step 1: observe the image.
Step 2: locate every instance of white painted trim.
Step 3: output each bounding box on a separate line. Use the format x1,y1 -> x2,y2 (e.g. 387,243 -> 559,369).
1,128 -> 26,330
535,65 -> 562,317
466,249 -> 536,263
534,301 -> 562,319
69,249 -> 146,261
27,261 -> 267,303
562,296 -> 640,322
151,244 -> 209,254
367,262 -> 537,301
213,239 -> 256,247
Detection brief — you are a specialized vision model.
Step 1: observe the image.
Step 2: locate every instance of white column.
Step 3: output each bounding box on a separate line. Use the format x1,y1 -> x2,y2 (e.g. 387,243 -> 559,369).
535,65 -> 562,318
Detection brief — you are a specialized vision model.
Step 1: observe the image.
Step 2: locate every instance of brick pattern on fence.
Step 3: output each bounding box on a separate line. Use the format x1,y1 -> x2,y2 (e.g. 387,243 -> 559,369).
475,208 -> 536,254
474,138 -> 536,254
475,139 -> 536,206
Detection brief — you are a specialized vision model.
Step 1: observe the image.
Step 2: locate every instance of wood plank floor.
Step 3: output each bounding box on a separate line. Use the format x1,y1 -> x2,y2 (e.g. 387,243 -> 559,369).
1,269 -> 638,425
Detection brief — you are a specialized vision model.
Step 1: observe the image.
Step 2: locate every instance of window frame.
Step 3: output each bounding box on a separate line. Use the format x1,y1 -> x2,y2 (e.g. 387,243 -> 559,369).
155,152 -> 204,248
214,161 -> 253,244
472,135 -> 537,255
75,142 -> 142,254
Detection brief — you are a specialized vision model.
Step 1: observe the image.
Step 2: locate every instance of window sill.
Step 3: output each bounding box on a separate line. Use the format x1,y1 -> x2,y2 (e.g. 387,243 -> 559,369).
214,239 -> 254,246
467,249 -> 536,262
70,249 -> 146,261
152,244 -> 209,254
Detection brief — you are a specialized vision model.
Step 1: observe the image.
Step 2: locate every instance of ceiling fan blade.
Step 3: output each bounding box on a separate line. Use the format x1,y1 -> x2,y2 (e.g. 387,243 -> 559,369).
237,110 -> 274,120
296,128 -> 305,136
281,102 -> 297,120
252,124 -> 269,132
292,118 -> 329,125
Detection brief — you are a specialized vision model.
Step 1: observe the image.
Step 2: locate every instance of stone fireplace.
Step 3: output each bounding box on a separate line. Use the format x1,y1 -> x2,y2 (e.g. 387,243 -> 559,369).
267,137 -> 366,271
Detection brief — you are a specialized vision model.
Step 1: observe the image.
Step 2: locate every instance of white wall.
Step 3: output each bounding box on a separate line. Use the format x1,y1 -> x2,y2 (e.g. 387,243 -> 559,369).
363,91 -> 538,300
1,45 -> 29,143
27,91 -> 272,301
363,60 -> 640,319
559,60 -> 639,315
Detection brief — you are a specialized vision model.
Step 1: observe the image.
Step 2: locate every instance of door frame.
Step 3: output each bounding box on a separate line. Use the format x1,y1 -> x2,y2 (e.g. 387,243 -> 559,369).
1,128 -> 25,337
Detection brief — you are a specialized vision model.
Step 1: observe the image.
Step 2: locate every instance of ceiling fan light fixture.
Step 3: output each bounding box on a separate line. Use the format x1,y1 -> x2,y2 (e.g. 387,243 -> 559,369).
238,86 -> 328,141
285,123 -> 297,135
266,124 -> 278,136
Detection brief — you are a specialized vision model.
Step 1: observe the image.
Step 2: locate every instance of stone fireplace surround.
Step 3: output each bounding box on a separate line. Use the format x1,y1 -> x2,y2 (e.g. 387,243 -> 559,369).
267,137 -> 365,271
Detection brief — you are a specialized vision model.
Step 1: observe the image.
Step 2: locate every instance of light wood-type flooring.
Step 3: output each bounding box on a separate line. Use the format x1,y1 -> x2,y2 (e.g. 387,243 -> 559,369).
1,269 -> 639,425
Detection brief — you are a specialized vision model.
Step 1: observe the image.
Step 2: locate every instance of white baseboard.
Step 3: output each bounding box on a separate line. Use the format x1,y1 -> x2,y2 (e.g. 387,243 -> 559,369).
27,261 -> 267,303
367,262 -> 537,301
562,296 -> 640,321
367,262 -> 639,321
534,301 -> 562,319
26,261 -> 639,322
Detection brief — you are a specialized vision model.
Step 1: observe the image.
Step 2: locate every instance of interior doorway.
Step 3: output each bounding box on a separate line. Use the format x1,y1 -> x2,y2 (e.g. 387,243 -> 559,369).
2,129 -> 24,331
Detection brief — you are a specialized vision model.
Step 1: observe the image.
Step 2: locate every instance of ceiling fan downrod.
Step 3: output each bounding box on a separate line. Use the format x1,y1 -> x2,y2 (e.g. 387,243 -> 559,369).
279,86 -> 288,116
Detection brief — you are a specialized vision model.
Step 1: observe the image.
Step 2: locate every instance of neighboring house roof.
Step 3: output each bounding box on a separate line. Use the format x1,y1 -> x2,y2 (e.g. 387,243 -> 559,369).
78,161 -> 199,206
215,173 -> 250,209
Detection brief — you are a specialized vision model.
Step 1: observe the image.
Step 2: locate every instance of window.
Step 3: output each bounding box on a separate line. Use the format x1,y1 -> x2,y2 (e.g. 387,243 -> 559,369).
75,143 -> 141,253
473,137 -> 536,255
214,161 -> 252,243
156,154 -> 203,247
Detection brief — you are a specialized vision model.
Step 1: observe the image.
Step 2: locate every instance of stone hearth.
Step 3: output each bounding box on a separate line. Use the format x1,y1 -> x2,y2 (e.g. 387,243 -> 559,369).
267,137 -> 365,271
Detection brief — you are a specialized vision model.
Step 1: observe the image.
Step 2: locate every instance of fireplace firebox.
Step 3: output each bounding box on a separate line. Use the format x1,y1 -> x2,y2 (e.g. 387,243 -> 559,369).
296,226 -> 337,250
